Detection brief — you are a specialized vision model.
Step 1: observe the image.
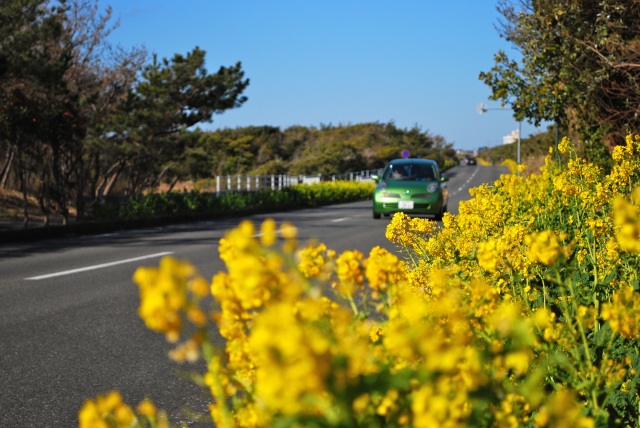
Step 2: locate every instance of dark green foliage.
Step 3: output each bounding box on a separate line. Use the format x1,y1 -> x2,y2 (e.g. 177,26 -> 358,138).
480,0 -> 640,153
582,126 -> 614,174
109,47 -> 249,195
185,122 -> 457,180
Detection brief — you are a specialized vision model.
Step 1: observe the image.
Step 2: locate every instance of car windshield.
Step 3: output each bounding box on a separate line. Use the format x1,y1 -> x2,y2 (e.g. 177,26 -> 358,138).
383,163 -> 436,181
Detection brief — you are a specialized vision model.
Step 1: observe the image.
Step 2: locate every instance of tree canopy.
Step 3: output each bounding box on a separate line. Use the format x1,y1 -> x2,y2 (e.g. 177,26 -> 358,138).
0,0 -> 249,223
106,47 -> 249,195
479,0 -> 640,161
184,122 -> 456,180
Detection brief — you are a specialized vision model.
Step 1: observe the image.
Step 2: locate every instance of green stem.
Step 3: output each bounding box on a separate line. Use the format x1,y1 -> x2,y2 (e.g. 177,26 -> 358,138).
584,233 -> 601,332
347,294 -> 359,316
567,278 -> 599,411
208,362 -> 235,428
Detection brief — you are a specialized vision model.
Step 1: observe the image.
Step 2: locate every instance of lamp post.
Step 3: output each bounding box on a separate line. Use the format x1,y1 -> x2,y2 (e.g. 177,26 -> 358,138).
477,103 -> 521,174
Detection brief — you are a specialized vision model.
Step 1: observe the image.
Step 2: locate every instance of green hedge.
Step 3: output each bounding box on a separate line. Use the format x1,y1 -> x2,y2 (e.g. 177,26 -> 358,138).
92,181 -> 376,222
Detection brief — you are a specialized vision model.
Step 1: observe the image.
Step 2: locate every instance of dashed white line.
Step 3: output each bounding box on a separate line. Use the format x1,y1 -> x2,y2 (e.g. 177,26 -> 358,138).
331,217 -> 349,223
450,166 -> 480,197
24,252 -> 174,280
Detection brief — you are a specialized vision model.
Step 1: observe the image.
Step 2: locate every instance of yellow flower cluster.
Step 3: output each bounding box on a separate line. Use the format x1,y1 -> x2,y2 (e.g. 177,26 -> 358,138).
133,255 -> 210,363
613,187 -> 640,253
533,389 -> 595,428
601,286 -> 640,338
384,211 -> 437,255
557,136 -> 573,154
608,134 -> 640,194
79,391 -> 167,428
296,242 -> 336,280
83,135 -> 640,427
134,257 -> 193,342
525,230 -> 566,266
205,221 -> 425,426
365,245 -> 407,296
248,301 -> 334,414
373,136 -> 640,424
334,249 -> 365,298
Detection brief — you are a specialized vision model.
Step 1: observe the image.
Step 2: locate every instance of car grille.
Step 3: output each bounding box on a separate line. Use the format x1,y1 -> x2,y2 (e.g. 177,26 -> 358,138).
382,202 -> 432,210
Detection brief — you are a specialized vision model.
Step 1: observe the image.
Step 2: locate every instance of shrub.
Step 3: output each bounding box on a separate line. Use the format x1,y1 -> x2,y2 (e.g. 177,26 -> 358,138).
80,136 -> 640,427
91,182 -> 375,222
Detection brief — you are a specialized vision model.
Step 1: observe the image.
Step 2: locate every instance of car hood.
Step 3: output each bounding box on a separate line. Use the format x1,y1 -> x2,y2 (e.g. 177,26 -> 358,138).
382,180 -> 440,192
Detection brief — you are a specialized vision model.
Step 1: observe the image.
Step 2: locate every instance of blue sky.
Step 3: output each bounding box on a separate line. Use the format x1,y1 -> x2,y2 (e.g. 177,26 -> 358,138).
100,1 -> 546,151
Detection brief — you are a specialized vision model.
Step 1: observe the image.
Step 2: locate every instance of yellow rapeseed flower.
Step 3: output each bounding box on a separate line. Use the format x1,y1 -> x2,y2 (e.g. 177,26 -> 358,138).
525,230 -> 562,266
136,399 -> 157,418
613,188 -> 640,253
534,389 -> 595,428
502,158 -> 519,175
601,286 -> 640,339
249,301 -> 333,415
78,391 -> 139,428
504,350 -> 532,376
365,246 -> 407,294
168,337 -> 201,363
296,242 -> 335,280
134,256 -> 204,342
558,136 -> 573,154
477,238 -> 500,271
334,249 -> 365,298
260,217 -> 277,247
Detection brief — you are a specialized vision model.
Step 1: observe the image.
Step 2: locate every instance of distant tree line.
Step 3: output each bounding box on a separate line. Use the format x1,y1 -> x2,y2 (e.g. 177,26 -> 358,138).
0,1 -> 456,225
184,122 -> 456,180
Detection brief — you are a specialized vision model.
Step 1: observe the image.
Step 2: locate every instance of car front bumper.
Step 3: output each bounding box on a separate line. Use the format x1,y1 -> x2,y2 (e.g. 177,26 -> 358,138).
373,192 -> 446,215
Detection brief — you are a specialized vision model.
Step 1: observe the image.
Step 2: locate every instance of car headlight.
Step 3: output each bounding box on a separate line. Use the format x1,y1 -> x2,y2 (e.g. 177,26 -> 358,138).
427,182 -> 438,193
376,182 -> 387,191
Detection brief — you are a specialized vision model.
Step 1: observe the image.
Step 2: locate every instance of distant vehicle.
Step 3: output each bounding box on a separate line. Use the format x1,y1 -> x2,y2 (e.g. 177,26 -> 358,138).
371,158 -> 449,220
464,156 -> 477,165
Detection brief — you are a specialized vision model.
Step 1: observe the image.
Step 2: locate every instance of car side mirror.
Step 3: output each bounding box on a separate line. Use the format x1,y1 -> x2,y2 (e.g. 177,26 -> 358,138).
441,176 -> 449,182
371,174 -> 380,183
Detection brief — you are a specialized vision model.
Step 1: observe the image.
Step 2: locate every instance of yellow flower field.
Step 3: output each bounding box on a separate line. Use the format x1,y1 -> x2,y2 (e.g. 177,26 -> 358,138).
81,135 -> 640,427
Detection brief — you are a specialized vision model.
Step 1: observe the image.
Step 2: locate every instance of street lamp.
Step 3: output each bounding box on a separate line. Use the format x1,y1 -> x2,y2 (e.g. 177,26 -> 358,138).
477,102 -> 521,173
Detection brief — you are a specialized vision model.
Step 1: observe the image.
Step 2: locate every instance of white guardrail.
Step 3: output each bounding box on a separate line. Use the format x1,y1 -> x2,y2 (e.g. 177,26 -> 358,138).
200,170 -> 379,196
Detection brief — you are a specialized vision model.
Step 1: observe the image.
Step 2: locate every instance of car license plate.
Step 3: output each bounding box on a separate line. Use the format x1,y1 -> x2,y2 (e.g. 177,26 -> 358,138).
398,200 -> 414,209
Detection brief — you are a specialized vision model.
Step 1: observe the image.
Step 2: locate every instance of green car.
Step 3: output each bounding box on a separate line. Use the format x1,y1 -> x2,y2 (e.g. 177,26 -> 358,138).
372,158 -> 449,220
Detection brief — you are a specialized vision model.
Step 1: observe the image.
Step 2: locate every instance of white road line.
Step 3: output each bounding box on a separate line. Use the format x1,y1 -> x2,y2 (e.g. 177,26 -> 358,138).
24,252 -> 174,281
450,166 -> 480,197
331,217 -> 349,223
251,230 -> 283,238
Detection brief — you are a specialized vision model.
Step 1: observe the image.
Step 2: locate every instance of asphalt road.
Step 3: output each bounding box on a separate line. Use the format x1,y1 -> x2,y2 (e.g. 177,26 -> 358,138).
0,164 -> 507,427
